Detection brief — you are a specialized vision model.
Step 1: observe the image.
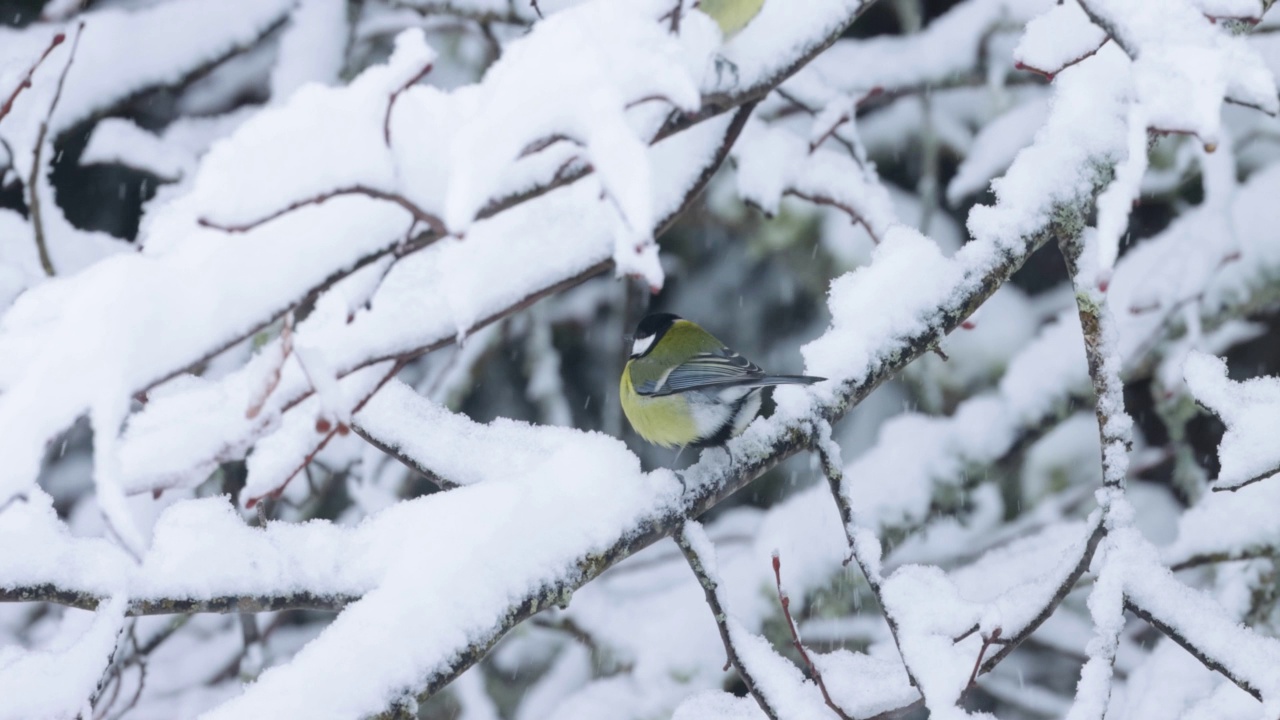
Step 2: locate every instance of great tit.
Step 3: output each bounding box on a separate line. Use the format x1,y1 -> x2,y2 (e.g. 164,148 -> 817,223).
699,0 -> 766,38
619,313 -> 824,449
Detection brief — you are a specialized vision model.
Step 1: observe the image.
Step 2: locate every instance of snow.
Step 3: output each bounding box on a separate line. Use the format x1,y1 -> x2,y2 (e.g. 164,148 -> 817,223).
441,0 -> 714,288
1082,0 -> 1278,147
967,42 -> 1129,250
0,0 -> 292,176
80,118 -> 187,180
733,117 -> 896,240
672,691 -> 764,720
802,226 -> 963,383
116,108 -> 740,500
946,96 -> 1049,204
4,0 -> 1280,716
1183,351 -> 1280,490
0,596 -> 125,720
807,0 -> 1053,94
269,0 -> 348,101
1014,1 -> 1108,77
1119,526 -> 1280,710
355,378 -> 625,488
200,430 -> 681,719
1092,102 -> 1149,277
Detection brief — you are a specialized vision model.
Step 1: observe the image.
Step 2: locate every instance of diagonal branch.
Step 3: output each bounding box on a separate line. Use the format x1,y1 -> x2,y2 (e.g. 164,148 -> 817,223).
674,522 -> 780,720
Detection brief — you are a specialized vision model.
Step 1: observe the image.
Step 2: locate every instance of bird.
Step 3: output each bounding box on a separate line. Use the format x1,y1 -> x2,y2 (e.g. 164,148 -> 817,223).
698,0 -> 766,38
619,313 -> 824,449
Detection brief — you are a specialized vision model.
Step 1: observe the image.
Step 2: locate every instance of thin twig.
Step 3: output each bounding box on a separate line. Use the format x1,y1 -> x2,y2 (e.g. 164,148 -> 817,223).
105,659 -> 146,720
1014,39 -> 1109,80
199,185 -> 447,236
28,21 -> 84,277
771,552 -> 854,720
964,628 -> 1002,689
662,0 -> 684,33
1123,599 -> 1264,701
246,313 -> 293,420
787,189 -> 881,244
245,359 -> 408,508
0,31 -> 66,125
1210,464 -> 1280,493
384,62 -> 434,147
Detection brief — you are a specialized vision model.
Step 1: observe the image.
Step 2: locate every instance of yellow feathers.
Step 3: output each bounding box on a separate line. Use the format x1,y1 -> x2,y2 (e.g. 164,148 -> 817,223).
699,0 -> 766,38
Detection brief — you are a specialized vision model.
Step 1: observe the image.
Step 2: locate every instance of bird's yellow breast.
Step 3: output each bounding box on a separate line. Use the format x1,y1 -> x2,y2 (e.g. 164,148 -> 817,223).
620,362 -> 699,448
699,0 -> 766,37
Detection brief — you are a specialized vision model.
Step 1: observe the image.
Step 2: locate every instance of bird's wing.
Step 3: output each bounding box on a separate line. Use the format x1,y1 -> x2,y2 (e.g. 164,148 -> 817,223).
636,347 -> 764,396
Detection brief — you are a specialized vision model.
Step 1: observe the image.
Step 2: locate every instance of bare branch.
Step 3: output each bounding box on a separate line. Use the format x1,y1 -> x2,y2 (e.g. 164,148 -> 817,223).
198,185 -> 448,237
0,584 -> 357,615
1124,599 -> 1264,701
384,62 -> 434,147
0,31 -> 66,125
28,21 -> 84,277
787,189 -> 881,243
674,523 -> 780,720
771,552 -> 854,720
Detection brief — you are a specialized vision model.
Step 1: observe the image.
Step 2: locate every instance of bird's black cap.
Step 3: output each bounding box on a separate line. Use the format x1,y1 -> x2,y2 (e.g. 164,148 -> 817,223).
634,313 -> 680,340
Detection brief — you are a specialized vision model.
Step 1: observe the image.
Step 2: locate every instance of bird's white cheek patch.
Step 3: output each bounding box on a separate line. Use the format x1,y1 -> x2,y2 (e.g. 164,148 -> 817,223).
632,335 -> 656,356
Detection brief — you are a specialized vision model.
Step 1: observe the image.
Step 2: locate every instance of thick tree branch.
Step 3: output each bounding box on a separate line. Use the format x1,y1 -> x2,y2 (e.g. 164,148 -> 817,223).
0,585 -> 358,616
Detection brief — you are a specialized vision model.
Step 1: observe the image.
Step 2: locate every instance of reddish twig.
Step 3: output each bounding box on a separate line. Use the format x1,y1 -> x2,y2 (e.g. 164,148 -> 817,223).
787,189 -> 880,243
1014,38 -> 1109,81
772,552 -> 853,720
518,133 -> 576,159
245,358 -> 407,508
199,185 -> 447,236
383,62 -> 433,147
246,313 -> 293,419
964,628 -> 1004,689
0,31 -> 66,125
28,21 -> 84,277
808,111 -> 849,153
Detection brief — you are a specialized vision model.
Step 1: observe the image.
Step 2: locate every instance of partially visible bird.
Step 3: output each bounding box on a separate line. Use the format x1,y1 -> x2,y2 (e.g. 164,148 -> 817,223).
619,313 -> 824,449
698,0 -> 766,38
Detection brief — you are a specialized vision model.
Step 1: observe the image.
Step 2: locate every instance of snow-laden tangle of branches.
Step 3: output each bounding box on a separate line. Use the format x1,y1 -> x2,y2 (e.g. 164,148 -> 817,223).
3,0 -> 1280,717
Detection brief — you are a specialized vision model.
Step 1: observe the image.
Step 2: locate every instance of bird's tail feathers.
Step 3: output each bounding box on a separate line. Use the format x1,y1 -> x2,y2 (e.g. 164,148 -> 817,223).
752,374 -> 825,388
